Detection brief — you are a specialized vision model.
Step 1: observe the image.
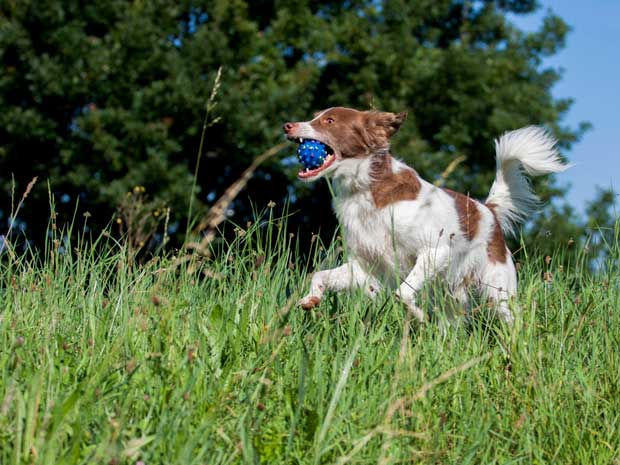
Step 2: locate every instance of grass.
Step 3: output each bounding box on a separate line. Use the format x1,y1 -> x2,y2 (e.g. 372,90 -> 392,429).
1,210 -> 619,465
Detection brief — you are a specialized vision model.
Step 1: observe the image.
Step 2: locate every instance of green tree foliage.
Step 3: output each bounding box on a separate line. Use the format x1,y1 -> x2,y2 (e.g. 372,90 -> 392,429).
530,188 -> 619,265
0,0 -> 589,251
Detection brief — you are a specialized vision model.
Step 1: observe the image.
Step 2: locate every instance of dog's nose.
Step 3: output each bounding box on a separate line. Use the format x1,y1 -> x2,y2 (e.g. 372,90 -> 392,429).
283,122 -> 297,134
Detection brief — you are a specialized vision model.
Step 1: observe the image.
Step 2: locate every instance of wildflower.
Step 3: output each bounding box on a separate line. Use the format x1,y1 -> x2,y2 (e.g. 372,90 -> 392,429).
254,255 -> 265,268
126,358 -> 137,373
116,218 -> 122,225
514,413 -> 527,430
267,200 -> 276,208
187,347 -> 196,363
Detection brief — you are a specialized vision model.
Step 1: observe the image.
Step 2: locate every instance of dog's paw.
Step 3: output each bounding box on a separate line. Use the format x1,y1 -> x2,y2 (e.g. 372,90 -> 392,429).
367,284 -> 380,298
299,295 -> 321,310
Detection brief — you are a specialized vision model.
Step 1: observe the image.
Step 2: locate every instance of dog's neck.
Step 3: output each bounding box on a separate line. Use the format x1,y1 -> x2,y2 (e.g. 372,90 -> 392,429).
332,149 -> 394,197
332,150 -> 423,211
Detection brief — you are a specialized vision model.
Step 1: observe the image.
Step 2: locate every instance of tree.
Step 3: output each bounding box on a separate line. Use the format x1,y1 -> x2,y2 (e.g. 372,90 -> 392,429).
0,0 -> 587,252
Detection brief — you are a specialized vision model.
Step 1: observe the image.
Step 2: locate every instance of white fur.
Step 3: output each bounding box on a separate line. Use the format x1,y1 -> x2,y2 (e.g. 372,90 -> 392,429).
296,125 -> 569,325
486,126 -> 571,236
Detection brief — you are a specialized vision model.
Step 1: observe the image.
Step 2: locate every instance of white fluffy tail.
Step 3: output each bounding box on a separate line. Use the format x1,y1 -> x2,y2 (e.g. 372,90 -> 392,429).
486,126 -> 570,236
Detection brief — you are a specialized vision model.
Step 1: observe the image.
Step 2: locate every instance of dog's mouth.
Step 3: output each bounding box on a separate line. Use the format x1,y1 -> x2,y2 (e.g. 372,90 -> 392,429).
291,137 -> 336,179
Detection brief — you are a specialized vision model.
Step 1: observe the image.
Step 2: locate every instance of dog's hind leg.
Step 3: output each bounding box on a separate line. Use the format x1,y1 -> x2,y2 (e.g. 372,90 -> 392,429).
480,261 -> 517,325
396,247 -> 451,323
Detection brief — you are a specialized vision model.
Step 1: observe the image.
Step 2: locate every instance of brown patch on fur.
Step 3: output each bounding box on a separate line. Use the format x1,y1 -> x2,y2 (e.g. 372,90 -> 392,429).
370,155 -> 421,208
443,189 -> 481,241
309,107 -> 407,158
485,203 -> 508,263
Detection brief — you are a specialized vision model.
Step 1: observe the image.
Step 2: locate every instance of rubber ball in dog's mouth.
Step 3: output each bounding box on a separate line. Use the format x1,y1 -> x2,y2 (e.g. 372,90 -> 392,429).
296,138 -> 334,170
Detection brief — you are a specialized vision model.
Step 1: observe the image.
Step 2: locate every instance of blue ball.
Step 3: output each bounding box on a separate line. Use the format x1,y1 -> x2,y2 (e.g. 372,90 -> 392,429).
297,139 -> 328,170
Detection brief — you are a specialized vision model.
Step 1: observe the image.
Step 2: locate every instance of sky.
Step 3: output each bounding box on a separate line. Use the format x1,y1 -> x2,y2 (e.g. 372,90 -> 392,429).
510,0 -> 620,216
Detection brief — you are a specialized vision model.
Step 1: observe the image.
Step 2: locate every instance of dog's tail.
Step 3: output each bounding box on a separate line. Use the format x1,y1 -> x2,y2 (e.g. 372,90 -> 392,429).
485,126 -> 570,236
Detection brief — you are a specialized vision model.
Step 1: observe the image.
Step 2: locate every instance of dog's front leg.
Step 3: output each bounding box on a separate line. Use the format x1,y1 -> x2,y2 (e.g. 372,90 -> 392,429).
299,261 -> 378,310
396,248 -> 450,322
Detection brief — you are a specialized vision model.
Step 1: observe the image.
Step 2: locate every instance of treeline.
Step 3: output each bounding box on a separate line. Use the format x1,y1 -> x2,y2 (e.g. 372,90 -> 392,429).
0,1 -> 613,259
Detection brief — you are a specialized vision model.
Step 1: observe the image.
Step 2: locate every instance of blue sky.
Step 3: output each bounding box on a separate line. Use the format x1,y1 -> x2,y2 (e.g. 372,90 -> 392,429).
510,0 -> 620,216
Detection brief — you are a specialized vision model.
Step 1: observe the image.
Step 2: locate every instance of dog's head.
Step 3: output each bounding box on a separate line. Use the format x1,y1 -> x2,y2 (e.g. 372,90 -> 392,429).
283,107 -> 407,181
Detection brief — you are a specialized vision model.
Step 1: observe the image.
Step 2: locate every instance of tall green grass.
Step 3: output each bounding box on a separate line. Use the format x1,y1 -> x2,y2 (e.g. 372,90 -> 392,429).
1,211 -> 619,464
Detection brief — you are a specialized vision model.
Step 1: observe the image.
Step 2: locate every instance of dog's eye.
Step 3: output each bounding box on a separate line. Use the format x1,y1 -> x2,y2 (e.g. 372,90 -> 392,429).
325,117 -> 335,124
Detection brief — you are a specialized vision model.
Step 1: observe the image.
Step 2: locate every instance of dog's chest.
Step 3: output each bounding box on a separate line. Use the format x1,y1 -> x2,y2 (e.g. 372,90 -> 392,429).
334,193 -> 413,278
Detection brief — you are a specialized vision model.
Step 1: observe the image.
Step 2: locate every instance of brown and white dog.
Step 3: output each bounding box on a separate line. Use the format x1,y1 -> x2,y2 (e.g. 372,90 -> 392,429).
283,107 -> 569,324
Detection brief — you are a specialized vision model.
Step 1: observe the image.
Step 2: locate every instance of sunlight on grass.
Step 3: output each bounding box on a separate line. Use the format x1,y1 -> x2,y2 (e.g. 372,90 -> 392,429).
1,212 -> 619,464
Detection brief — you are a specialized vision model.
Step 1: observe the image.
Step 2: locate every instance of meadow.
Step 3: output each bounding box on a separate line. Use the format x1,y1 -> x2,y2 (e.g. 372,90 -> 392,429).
1,210 -> 619,465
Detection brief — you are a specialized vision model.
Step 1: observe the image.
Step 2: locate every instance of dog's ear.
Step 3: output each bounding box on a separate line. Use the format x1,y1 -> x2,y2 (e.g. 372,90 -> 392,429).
369,111 -> 407,138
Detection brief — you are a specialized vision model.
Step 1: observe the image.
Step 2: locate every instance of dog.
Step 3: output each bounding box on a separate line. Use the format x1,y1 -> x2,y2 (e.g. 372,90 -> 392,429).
283,107 -> 569,324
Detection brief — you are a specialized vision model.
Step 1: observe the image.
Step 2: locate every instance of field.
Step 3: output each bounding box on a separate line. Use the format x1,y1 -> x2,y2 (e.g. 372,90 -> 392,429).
1,213 -> 619,465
